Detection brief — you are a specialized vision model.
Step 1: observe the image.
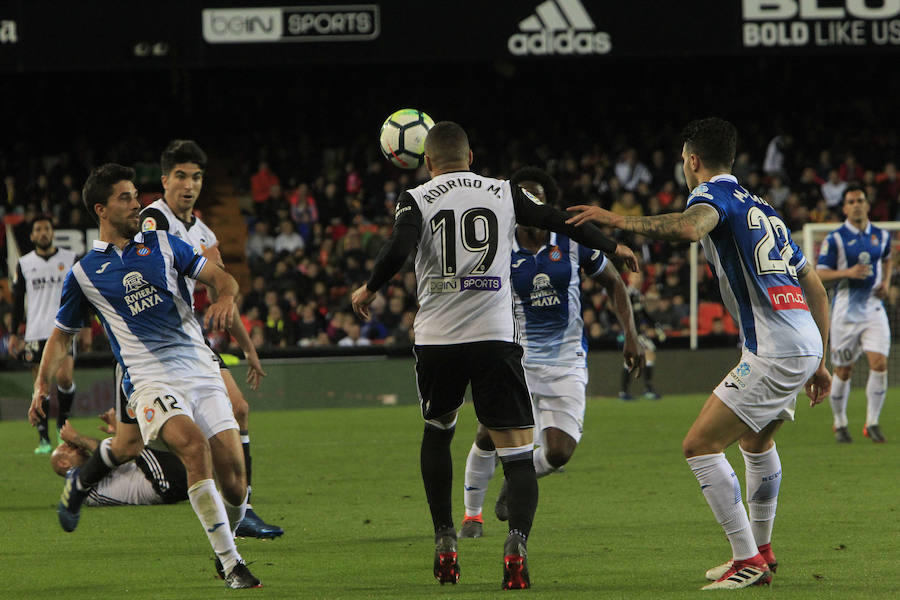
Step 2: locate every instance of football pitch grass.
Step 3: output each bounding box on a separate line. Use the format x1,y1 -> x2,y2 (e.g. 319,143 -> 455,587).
2,388 -> 898,599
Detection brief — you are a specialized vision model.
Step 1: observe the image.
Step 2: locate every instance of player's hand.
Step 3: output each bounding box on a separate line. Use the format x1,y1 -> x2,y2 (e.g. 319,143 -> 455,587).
614,244 -> 639,273
846,263 -> 869,279
565,205 -> 621,228
872,281 -> 888,299
59,420 -> 79,443
205,297 -> 236,331
28,381 -> 50,425
98,408 -> 117,434
351,284 -> 376,321
245,352 -> 267,391
623,333 -> 645,379
7,334 -> 21,358
804,364 -> 832,407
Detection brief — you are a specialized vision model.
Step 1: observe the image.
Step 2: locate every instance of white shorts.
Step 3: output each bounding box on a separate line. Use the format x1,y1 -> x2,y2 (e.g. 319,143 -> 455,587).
524,363 -> 587,443
830,306 -> 890,366
128,372 -> 236,449
714,348 -> 820,433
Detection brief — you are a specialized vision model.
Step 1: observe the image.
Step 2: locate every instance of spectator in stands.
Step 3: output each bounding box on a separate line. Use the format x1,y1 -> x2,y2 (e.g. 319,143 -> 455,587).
611,191 -> 643,218
732,152 -> 757,181
822,169 -> 848,208
274,220 -> 304,256
250,161 -> 280,218
877,162 -> 900,218
839,152 -> 864,182
338,322 -> 371,347
614,148 -> 652,191
766,176 -> 790,210
246,221 -> 275,260
763,134 -> 791,177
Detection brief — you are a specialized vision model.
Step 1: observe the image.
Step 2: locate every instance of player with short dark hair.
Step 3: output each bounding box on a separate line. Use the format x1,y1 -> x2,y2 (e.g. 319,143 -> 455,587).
10,215 -> 79,453
817,184 -> 892,443
458,166 -> 643,538
567,117 -> 831,590
351,121 -> 637,589
29,163 -> 261,588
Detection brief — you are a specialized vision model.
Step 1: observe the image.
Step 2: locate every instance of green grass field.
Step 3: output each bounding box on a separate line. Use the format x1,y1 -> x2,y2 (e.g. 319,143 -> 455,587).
2,389 -> 898,599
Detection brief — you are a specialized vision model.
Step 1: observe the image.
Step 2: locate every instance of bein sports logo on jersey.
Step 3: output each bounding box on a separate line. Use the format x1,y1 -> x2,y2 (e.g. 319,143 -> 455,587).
461,276 -> 501,291
122,271 -> 164,316
767,285 -> 808,311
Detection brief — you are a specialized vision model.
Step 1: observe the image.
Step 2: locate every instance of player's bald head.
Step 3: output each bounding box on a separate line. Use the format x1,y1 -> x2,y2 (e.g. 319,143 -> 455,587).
51,443 -> 87,477
424,122 -> 470,170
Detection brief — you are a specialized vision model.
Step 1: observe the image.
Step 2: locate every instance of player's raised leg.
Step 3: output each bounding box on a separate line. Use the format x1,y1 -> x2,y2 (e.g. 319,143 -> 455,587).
683,394 -> 772,590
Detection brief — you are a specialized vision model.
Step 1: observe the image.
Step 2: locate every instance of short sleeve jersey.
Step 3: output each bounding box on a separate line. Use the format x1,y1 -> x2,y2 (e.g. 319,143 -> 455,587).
16,248 -> 77,341
401,172 -> 520,345
817,220 -> 891,323
510,232 -> 608,367
54,231 -> 214,395
140,198 -> 218,297
686,174 -> 821,358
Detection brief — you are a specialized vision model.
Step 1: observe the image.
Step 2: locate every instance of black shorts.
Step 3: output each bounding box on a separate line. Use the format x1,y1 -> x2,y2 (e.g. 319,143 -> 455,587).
22,337 -> 75,365
413,341 -> 533,430
114,362 -> 138,425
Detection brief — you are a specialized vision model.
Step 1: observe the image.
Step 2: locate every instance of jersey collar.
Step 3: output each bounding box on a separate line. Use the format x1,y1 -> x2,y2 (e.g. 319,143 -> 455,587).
709,174 -> 737,184
92,232 -> 146,253
843,219 -> 871,235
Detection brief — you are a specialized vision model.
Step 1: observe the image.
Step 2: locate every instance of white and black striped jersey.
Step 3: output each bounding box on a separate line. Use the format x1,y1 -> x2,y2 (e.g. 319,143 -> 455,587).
12,248 -> 77,341
140,198 -> 218,297
86,447 -> 187,506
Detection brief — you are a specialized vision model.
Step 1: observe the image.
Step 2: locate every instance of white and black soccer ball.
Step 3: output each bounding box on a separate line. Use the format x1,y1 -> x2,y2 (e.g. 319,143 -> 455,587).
379,108 -> 435,169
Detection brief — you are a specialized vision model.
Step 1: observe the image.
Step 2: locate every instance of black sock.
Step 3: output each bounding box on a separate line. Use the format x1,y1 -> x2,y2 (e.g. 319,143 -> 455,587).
37,397 -> 50,443
500,452 -> 538,539
240,430 -> 252,489
644,365 -> 655,392
79,443 -> 118,488
620,366 -> 631,394
420,424 -> 455,533
56,385 -> 76,430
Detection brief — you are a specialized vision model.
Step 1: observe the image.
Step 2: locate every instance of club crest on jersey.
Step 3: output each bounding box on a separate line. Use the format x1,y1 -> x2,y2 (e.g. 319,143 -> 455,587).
136,244 -> 151,256
529,273 -> 560,307
144,407 -> 155,422
122,271 -> 163,316
549,246 -> 562,261
57,262 -> 65,271
871,234 -> 878,246
689,184 -> 713,200
142,217 -> 157,231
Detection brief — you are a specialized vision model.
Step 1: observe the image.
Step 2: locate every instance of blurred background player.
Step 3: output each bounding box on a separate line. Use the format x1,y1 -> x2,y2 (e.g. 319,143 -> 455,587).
566,117 -> 831,590
139,139 -> 279,537
617,269 -> 662,401
51,412 -> 188,506
816,184 -> 892,443
351,122 -> 636,589
30,163 -> 261,588
10,215 -> 78,453
459,166 -> 643,538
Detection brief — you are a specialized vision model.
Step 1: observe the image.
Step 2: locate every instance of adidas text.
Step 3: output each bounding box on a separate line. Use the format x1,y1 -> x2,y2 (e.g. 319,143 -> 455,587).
508,29 -> 610,55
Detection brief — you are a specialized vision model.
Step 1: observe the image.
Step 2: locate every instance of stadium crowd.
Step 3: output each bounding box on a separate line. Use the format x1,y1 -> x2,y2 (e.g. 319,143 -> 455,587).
2,133 -> 899,357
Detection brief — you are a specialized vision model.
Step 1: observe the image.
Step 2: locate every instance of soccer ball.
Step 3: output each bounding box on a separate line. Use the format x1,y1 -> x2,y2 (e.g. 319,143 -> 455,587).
379,108 -> 434,169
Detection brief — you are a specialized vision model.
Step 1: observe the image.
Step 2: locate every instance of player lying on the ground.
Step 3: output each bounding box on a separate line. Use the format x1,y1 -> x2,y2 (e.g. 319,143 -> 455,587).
458,166 -> 643,539
816,184 -> 892,444
51,414 -> 188,506
566,117 -> 831,590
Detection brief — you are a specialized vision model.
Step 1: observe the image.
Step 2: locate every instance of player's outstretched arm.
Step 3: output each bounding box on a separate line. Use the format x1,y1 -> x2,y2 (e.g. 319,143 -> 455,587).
798,263 -> 831,406
566,204 -> 719,243
29,328 -> 75,425
596,262 -> 644,377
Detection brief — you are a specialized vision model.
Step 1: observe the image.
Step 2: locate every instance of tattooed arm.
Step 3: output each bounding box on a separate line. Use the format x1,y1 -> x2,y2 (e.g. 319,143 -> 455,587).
565,203 -> 720,243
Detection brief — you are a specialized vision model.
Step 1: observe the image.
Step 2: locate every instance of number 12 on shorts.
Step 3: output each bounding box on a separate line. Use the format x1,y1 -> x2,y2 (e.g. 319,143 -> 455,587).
153,394 -> 182,413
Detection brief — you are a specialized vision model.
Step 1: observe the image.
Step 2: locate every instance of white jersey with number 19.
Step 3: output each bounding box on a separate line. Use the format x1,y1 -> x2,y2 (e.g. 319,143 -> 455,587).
405,171 -> 518,345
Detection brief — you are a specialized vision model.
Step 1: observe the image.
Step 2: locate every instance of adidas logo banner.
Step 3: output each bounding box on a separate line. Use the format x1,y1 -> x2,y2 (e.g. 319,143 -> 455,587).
508,0 -> 611,56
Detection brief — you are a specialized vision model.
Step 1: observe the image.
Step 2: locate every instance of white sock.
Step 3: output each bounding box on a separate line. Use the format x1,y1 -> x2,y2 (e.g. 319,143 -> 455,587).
463,443 -> 496,517
533,447 -> 556,478
687,453 -> 757,561
866,370 -> 887,426
830,376 -> 850,428
224,489 -> 249,534
188,479 -> 241,574
741,443 -> 781,547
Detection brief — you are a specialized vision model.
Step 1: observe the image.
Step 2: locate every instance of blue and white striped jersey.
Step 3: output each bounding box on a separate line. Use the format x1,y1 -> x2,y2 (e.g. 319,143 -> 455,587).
816,220 -> 891,322
54,231 -> 213,396
510,232 -> 607,367
687,174 -> 821,358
